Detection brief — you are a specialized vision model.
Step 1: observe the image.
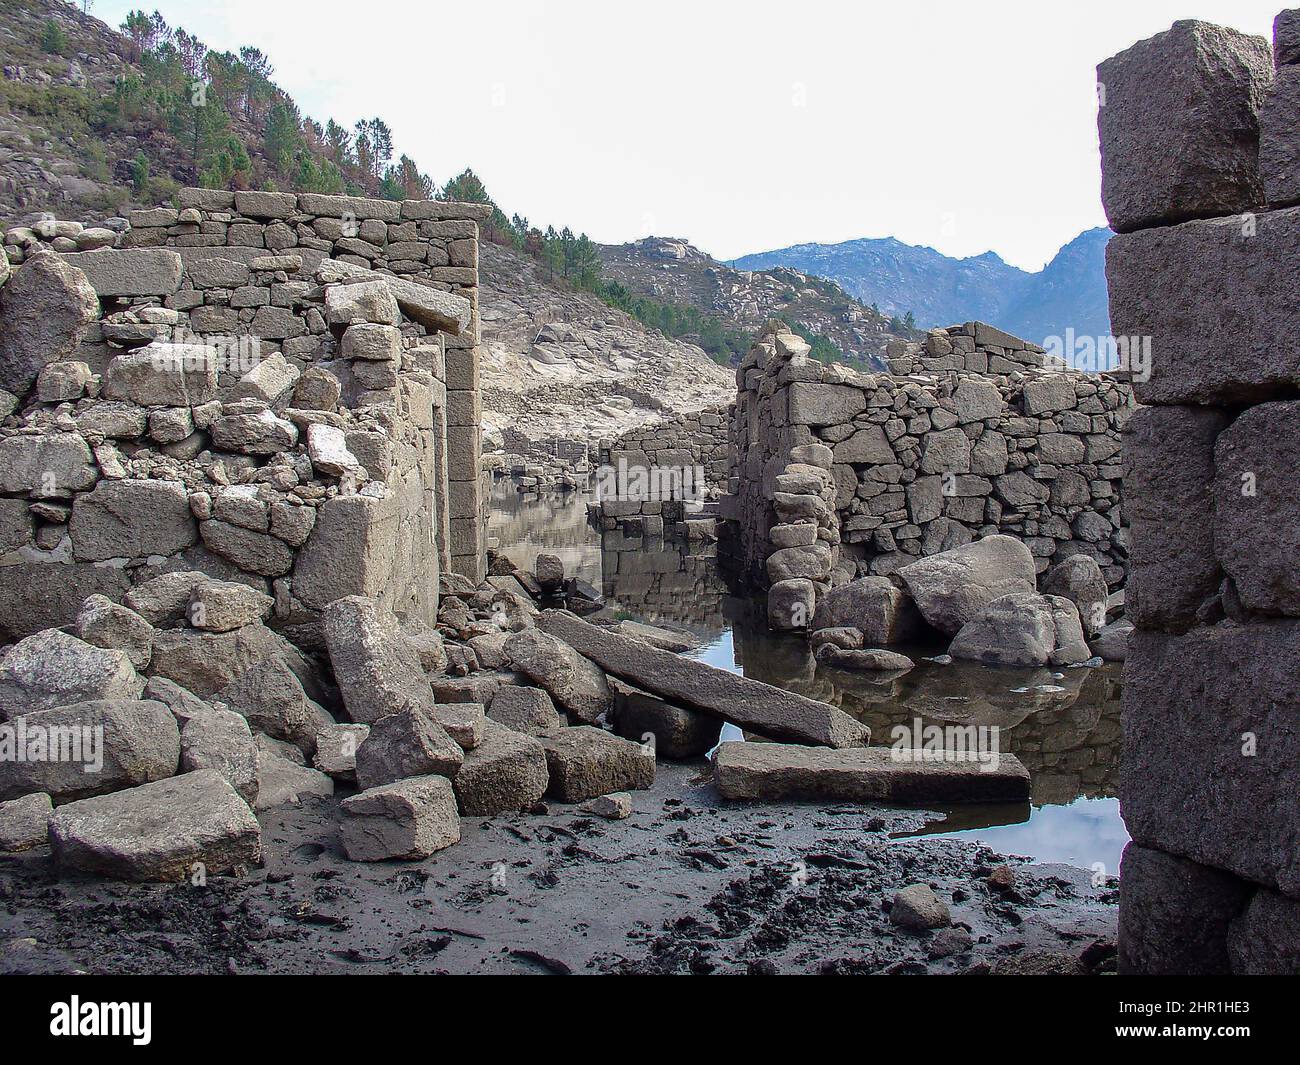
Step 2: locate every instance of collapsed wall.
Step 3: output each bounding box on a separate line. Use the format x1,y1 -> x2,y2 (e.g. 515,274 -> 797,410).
726,320 -> 1133,625
0,187 -> 487,644
1101,13 -> 1300,974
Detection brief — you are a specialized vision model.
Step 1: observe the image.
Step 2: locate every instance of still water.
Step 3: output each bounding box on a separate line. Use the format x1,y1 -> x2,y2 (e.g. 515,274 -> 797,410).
488,480 -> 1130,874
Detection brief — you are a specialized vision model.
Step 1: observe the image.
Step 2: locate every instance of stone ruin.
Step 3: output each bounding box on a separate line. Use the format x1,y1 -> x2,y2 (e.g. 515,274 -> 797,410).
1101,12 -> 1300,974
719,320 -> 1132,665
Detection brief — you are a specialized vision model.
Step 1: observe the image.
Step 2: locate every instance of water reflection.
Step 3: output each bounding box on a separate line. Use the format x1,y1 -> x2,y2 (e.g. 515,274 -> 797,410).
488,478 -> 1128,871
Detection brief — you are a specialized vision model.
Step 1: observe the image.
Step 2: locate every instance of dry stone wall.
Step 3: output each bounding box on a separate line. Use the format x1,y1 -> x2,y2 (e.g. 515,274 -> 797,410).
727,320 -> 1134,626
0,187 -> 488,645
1102,11 -> 1300,974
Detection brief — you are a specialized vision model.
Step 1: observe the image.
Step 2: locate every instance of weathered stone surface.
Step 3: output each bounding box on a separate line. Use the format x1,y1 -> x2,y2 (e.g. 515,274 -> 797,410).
353,705 -> 464,792
306,423 -> 359,475
125,571 -> 206,625
1228,886 -> 1300,974
103,343 -> 219,406
1107,207 -> 1300,404
1260,66 -> 1300,207
218,655 -> 328,752
0,792 -> 53,851
74,595 -> 153,670
434,702 -> 484,750
768,577 -> 815,631
312,723 -> 369,781
0,699 -> 178,803
254,744 -> 334,811
1097,20 -> 1273,232
340,775 -> 460,862
293,494 -> 400,610
232,352 -> 299,405
898,535 -> 1036,636
0,629 -> 141,719
0,433 -> 97,495
539,725 -> 655,803
322,596 -> 436,725
0,254 -> 99,397
1123,405 -> 1226,631
814,646 -> 914,672
324,278 -> 400,326
59,248 -> 183,296
189,579 -> 273,633
210,411 -> 298,455
787,382 -> 865,425
1124,623 -> 1300,897
452,720 -> 548,815
833,424 -> 894,464
953,378 -> 1002,423
611,688 -> 721,759
1212,401 -> 1300,615
891,884 -> 952,931
504,627 -> 613,725
0,563 -> 131,643
49,770 -> 261,881
713,742 -> 1030,803
148,623 -> 314,699
70,479 -> 196,561
488,685 -> 563,736
811,576 -> 927,644
1091,619 -> 1132,661
535,552 -> 564,591
950,592 -> 1055,667
180,706 -> 259,806
579,792 -> 632,819
1046,595 -> 1092,666
1042,555 -> 1109,636
1117,843 -> 1249,975
537,611 -> 870,748
319,260 -> 469,334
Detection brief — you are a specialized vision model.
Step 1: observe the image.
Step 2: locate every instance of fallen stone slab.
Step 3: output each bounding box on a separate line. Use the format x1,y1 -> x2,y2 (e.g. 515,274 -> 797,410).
712,742 -> 1031,804
537,611 -> 870,749
452,720 -> 548,815
353,705 -> 464,792
610,686 -> 721,760
50,769 -> 262,881
74,595 -> 154,671
340,775 -> 460,862
254,745 -> 334,812
505,627 -> 613,724
0,699 -> 180,803
538,725 -> 655,803
218,655 -> 331,755
0,792 -> 53,851
322,596 -> 438,724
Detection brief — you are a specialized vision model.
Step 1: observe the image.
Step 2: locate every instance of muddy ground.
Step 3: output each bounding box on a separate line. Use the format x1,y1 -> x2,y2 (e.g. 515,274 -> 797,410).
0,761 -> 1118,975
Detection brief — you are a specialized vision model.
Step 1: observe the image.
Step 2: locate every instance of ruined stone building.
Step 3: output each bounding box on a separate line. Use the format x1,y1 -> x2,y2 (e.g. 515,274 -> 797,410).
1102,13 -> 1300,973
0,188 -> 488,643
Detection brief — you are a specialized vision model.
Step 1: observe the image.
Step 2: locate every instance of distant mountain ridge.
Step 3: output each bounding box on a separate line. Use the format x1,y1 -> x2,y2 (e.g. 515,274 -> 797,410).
731,228 -> 1113,351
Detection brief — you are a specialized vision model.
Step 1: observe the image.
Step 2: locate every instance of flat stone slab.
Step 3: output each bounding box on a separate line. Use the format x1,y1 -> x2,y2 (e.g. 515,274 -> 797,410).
318,260 -> 470,334
49,769 -> 262,881
537,611 -> 870,749
59,248 -> 183,296
713,741 -> 1031,804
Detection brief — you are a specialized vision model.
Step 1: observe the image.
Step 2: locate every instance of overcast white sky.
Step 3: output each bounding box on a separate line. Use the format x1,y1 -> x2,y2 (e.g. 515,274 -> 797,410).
96,0 -> 1281,270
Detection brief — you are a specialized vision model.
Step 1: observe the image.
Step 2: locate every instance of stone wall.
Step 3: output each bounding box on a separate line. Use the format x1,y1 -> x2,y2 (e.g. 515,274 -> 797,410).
0,187 -> 487,646
594,402 -> 732,537
1102,12 -> 1300,974
726,320 -> 1133,624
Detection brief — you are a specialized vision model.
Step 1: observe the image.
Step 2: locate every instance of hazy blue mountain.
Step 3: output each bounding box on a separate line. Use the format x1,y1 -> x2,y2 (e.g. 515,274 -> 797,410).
731,227 -> 1113,350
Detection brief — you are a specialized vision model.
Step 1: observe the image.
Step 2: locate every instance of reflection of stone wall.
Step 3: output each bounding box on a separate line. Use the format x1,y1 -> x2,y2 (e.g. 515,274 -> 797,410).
727,322 -> 1134,595
1102,15 -> 1300,973
600,529 -> 728,633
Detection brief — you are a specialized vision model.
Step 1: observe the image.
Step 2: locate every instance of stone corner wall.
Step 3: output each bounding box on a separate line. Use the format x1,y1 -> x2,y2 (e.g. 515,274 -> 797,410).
726,319 -> 1133,626
0,186 -> 491,644
1101,10 -> 1300,974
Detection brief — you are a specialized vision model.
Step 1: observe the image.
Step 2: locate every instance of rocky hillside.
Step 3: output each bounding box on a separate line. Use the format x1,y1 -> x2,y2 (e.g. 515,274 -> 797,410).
479,240 -> 734,454
599,236 -> 908,368
732,228 -> 1114,352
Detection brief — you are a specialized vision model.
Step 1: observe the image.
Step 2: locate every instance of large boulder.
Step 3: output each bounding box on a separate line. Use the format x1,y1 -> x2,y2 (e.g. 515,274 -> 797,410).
0,699 -> 179,803
148,622 -> 317,700
0,253 -> 99,397
180,706 -> 259,807
538,726 -> 655,803
1041,555 -> 1109,637
487,686 -> 563,736
322,596 -> 437,725
948,592 -> 1056,667
74,595 -> 154,671
898,535 -> 1037,636
49,769 -> 262,881
811,576 -> 927,644
353,704 -> 464,792
0,630 -> 141,720
217,655 -> 331,754
504,628 -> 613,725
339,775 -> 460,862
452,721 -> 548,815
